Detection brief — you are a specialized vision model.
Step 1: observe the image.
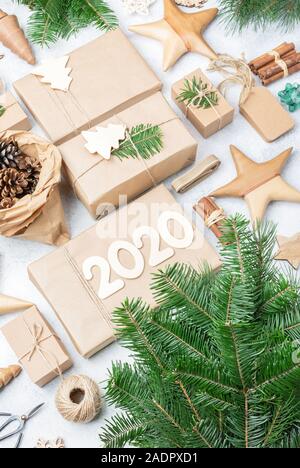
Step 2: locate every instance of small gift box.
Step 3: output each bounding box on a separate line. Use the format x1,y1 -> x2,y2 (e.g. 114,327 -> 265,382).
172,69 -> 234,138
28,185 -> 221,358
1,306 -> 72,386
14,29 -> 197,218
0,91 -> 31,133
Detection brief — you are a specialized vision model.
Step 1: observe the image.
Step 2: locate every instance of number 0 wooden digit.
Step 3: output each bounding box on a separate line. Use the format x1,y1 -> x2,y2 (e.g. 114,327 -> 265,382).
157,211 -> 194,249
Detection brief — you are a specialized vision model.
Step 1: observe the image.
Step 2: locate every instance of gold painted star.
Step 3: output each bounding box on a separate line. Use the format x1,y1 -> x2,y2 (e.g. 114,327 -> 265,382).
129,0 -> 218,71
275,234 -> 300,270
210,145 -> 300,221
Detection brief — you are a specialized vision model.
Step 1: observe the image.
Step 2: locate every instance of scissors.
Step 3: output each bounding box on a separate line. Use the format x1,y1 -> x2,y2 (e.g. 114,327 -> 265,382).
0,403 -> 45,448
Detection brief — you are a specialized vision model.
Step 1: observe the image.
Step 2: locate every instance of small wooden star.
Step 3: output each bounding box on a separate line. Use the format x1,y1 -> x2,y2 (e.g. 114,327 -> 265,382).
129,0 -> 218,71
210,145 -> 300,221
275,234 -> 300,270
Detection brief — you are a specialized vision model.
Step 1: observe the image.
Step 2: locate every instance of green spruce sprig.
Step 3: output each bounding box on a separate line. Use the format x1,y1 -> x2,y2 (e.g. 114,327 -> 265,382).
177,76 -> 219,110
15,0 -> 118,46
100,215 -> 300,448
218,0 -> 300,33
0,106 -> 6,117
112,124 -> 163,161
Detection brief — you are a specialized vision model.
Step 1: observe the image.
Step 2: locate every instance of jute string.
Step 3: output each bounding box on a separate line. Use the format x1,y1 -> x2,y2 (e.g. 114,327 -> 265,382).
208,54 -> 255,105
55,374 -> 102,424
205,209 -> 226,228
185,81 -> 223,129
267,50 -> 289,77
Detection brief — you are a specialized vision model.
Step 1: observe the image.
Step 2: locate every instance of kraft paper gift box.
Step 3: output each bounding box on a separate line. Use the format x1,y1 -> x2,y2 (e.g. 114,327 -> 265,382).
13,29 -> 197,218
59,92 -> 197,218
172,69 -> 234,138
1,306 -> 72,386
13,29 -> 161,146
0,92 -> 31,133
28,185 -> 221,359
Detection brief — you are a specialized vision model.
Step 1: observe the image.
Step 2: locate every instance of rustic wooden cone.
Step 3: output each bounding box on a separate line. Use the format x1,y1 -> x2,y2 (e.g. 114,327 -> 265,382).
0,364 -> 22,389
0,9 -> 35,65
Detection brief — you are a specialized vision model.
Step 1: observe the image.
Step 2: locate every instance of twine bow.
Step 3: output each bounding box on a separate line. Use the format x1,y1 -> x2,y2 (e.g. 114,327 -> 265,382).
185,81 -> 223,128
205,209 -> 226,228
208,54 -> 255,105
19,320 -> 62,378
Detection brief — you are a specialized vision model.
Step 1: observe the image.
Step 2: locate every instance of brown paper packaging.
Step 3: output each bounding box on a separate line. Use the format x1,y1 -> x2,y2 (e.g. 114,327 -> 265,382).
59,92 -> 197,218
13,29 -> 162,146
0,131 -> 69,246
172,69 -> 234,138
1,306 -> 72,386
0,92 -> 31,133
240,87 -> 294,142
29,185 -> 221,358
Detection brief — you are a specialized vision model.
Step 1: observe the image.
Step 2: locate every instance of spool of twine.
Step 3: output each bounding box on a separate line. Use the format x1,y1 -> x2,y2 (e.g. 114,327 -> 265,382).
55,375 -> 102,424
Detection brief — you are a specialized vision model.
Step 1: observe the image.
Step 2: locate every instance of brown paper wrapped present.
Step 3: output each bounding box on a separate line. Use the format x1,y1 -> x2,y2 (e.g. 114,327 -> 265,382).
13,29 -> 161,146
0,131 -> 69,246
59,92 -> 197,218
13,30 -> 197,217
1,306 -> 72,386
172,69 -> 234,138
29,185 -> 221,358
0,92 -> 31,133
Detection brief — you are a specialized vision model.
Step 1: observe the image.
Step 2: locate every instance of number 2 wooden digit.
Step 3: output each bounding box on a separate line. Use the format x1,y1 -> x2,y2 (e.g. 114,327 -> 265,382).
82,256 -> 124,300
132,226 -> 175,267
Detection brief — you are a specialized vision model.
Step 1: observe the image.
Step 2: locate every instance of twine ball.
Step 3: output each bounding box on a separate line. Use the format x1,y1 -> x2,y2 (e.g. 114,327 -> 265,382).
55,375 -> 101,424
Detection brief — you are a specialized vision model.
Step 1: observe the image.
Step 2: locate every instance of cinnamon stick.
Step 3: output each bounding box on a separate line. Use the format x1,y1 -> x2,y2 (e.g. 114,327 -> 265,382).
262,63 -> 300,86
257,49 -> 296,75
249,42 -> 295,73
259,53 -> 300,80
194,196 -> 226,239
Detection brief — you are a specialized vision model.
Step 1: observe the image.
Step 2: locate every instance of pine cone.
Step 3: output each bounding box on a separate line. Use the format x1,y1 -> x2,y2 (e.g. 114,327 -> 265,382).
0,197 -> 16,209
0,137 -> 22,169
0,167 -> 29,200
15,154 -> 41,191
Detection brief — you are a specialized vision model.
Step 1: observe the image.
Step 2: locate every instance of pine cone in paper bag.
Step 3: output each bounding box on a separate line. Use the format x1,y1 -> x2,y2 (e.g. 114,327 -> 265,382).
0,131 -> 69,246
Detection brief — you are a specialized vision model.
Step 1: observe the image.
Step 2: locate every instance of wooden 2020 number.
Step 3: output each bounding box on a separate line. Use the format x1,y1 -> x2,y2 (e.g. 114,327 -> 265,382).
82,211 -> 194,300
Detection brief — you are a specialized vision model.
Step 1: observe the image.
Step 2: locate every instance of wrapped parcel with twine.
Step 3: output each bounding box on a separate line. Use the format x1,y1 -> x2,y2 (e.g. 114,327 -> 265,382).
0,130 -> 69,245
1,304 -> 72,387
172,68 -> 234,138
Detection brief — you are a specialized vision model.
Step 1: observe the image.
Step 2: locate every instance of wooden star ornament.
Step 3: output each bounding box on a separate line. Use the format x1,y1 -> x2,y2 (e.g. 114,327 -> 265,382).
129,0 -> 218,71
275,234 -> 300,270
210,145 -> 300,221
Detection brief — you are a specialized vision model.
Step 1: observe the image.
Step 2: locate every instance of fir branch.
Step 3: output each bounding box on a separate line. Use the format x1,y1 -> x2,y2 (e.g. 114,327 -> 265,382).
15,0 -> 118,46
218,0 -> 300,33
176,76 -> 219,110
100,215 -> 300,448
112,124 -> 163,161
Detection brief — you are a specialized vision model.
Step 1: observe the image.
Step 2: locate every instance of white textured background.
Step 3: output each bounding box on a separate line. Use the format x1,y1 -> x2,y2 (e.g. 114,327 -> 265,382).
0,0 -> 299,449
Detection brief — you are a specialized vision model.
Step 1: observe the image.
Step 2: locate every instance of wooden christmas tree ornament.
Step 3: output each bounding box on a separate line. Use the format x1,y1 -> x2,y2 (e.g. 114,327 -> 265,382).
211,146 -> 300,221
129,0 -> 218,71
0,9 -> 35,65
275,234 -> 300,270
0,364 -> 22,389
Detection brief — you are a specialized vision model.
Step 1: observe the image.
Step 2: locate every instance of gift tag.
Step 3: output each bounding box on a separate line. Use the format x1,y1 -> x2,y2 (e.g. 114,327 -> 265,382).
239,87 -> 294,142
